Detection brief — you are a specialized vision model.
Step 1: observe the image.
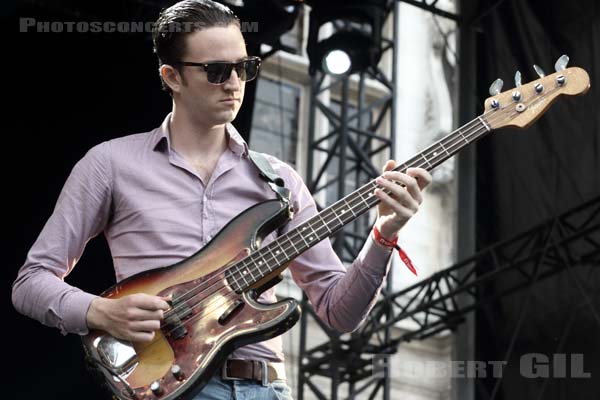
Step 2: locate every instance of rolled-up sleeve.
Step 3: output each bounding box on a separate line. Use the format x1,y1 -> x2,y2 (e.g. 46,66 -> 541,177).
12,142 -> 112,335
272,158 -> 392,333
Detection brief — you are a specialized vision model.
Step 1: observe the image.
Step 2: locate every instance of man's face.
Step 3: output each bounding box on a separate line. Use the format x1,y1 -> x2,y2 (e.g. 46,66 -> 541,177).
175,24 -> 247,128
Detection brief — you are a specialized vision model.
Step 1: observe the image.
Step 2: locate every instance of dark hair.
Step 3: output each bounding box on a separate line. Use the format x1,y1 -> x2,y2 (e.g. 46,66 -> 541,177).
152,0 -> 241,93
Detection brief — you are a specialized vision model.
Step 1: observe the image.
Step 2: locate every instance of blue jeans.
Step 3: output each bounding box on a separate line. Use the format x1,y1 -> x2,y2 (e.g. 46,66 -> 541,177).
192,375 -> 293,400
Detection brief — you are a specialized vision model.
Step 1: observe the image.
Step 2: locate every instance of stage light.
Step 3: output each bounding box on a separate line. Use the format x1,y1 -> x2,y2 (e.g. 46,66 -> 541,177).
308,27 -> 379,76
323,49 -> 351,75
306,0 -> 386,76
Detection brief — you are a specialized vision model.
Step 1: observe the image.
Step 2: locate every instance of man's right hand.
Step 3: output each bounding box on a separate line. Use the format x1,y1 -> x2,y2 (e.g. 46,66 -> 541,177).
86,294 -> 171,342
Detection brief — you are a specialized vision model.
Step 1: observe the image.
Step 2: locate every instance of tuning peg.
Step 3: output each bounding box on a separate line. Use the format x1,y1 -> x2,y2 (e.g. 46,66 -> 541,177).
489,78 -> 504,96
514,70 -> 522,87
554,54 -> 570,71
533,64 -> 546,78
512,71 -> 522,101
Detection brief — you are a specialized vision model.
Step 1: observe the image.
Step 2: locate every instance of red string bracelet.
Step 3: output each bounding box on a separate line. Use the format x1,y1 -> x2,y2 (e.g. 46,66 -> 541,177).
372,226 -> 418,276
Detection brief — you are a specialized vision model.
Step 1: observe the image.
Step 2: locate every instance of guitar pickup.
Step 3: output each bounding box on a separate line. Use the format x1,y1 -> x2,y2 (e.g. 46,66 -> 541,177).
162,298 -> 192,340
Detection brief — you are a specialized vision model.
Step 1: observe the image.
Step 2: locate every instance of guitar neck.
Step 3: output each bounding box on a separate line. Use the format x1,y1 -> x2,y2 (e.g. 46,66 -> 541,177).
225,114 -> 492,292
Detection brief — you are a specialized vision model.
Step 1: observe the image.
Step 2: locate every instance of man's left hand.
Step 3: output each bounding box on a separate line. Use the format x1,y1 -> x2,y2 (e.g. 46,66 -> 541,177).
373,160 -> 432,240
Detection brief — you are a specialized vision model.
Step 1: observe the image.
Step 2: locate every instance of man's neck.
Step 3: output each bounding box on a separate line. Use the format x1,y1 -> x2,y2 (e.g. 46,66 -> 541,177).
169,106 -> 229,163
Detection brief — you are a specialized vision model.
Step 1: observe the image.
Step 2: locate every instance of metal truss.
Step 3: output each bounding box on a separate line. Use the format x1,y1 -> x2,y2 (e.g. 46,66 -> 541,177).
304,11 -> 397,263
299,1 -> 462,398
299,1 -> 401,397
397,0 -> 460,21
298,195 -> 600,399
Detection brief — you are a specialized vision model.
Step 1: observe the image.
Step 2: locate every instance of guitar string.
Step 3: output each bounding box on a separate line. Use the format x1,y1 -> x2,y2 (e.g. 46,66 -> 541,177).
154,121 -> 495,342
220,82 -> 565,298
156,103 -> 515,335
157,113 -> 491,323
154,92 -> 536,337
143,100 -> 541,349
154,85 -> 562,341
160,98 -> 510,318
158,109 -> 494,319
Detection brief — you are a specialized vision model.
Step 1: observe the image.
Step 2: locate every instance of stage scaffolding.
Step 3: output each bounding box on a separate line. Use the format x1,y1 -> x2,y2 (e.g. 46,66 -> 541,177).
299,1 -> 463,399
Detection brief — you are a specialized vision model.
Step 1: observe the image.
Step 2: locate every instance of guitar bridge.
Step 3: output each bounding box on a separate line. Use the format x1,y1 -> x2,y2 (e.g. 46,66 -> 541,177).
95,335 -> 138,375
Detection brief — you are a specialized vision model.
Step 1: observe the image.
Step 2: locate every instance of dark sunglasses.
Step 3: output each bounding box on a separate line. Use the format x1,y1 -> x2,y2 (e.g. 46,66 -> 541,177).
173,56 -> 261,85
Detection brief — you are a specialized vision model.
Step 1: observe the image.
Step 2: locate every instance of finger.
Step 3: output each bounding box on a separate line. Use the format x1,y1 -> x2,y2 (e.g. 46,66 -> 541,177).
406,167 -> 432,191
374,188 -> 416,218
160,295 -> 173,304
127,308 -> 165,321
384,160 -> 397,173
379,173 -> 423,205
375,176 -> 419,209
131,293 -> 171,311
130,319 -> 161,332
129,330 -> 155,343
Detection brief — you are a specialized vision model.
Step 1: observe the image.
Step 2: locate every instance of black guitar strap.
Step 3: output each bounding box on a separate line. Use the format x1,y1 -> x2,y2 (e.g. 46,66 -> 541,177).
248,150 -> 291,206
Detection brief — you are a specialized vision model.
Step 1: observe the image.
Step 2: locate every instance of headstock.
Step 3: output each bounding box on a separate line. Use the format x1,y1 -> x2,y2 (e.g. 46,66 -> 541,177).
483,58 -> 590,131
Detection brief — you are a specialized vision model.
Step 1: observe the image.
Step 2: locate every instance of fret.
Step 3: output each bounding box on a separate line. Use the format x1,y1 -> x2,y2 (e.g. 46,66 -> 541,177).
306,223 -> 320,243
458,129 -> 470,144
426,144 -> 441,159
317,214 -> 332,234
478,116 -> 491,132
287,235 -> 300,254
426,148 -> 439,161
330,207 -> 345,226
359,188 -> 372,209
343,198 -> 357,217
273,240 -> 289,259
255,255 -> 267,274
335,206 -> 352,226
420,153 -> 433,169
273,240 -> 289,258
248,259 -> 261,280
353,189 -> 372,214
299,226 -> 312,247
226,270 -> 241,292
264,245 -> 281,270
438,141 -> 451,156
238,264 -> 251,286
231,278 -> 241,293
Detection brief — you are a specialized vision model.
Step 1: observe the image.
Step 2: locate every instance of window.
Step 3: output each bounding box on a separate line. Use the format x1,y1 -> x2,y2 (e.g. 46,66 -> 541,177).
250,77 -> 300,166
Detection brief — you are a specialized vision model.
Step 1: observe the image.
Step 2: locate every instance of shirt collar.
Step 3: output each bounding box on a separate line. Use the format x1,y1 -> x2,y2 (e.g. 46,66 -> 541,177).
151,114 -> 173,151
152,113 -> 249,157
225,122 -> 249,157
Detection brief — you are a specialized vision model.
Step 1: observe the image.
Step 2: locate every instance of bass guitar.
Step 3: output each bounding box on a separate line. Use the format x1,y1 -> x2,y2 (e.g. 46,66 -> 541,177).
82,61 -> 590,399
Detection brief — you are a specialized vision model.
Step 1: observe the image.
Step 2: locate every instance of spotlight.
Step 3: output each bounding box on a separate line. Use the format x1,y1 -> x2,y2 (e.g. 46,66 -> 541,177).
311,29 -> 380,76
306,0 -> 386,76
323,50 -> 351,75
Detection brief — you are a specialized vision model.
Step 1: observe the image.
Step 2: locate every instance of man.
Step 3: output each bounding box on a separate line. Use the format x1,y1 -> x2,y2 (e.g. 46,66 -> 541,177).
12,1 -> 431,399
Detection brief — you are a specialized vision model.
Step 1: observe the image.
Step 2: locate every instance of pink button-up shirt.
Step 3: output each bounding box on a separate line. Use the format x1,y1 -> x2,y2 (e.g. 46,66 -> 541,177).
12,114 -> 392,361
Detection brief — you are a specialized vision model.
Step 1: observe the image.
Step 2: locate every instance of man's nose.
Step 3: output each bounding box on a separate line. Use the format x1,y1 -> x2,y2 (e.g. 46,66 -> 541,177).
223,68 -> 242,90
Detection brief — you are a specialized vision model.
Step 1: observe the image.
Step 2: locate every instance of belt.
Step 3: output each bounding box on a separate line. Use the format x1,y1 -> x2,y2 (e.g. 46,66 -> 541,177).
221,359 -> 286,386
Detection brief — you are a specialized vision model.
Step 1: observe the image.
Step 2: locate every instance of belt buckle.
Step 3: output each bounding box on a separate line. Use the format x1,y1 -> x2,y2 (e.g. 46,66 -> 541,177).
221,360 -> 243,382
258,360 -> 268,387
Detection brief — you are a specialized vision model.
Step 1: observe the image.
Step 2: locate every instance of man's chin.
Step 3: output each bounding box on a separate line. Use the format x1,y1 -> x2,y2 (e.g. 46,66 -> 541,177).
215,109 -> 239,125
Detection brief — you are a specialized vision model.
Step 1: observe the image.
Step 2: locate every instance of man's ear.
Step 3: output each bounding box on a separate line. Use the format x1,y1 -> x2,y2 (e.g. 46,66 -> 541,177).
160,64 -> 183,93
